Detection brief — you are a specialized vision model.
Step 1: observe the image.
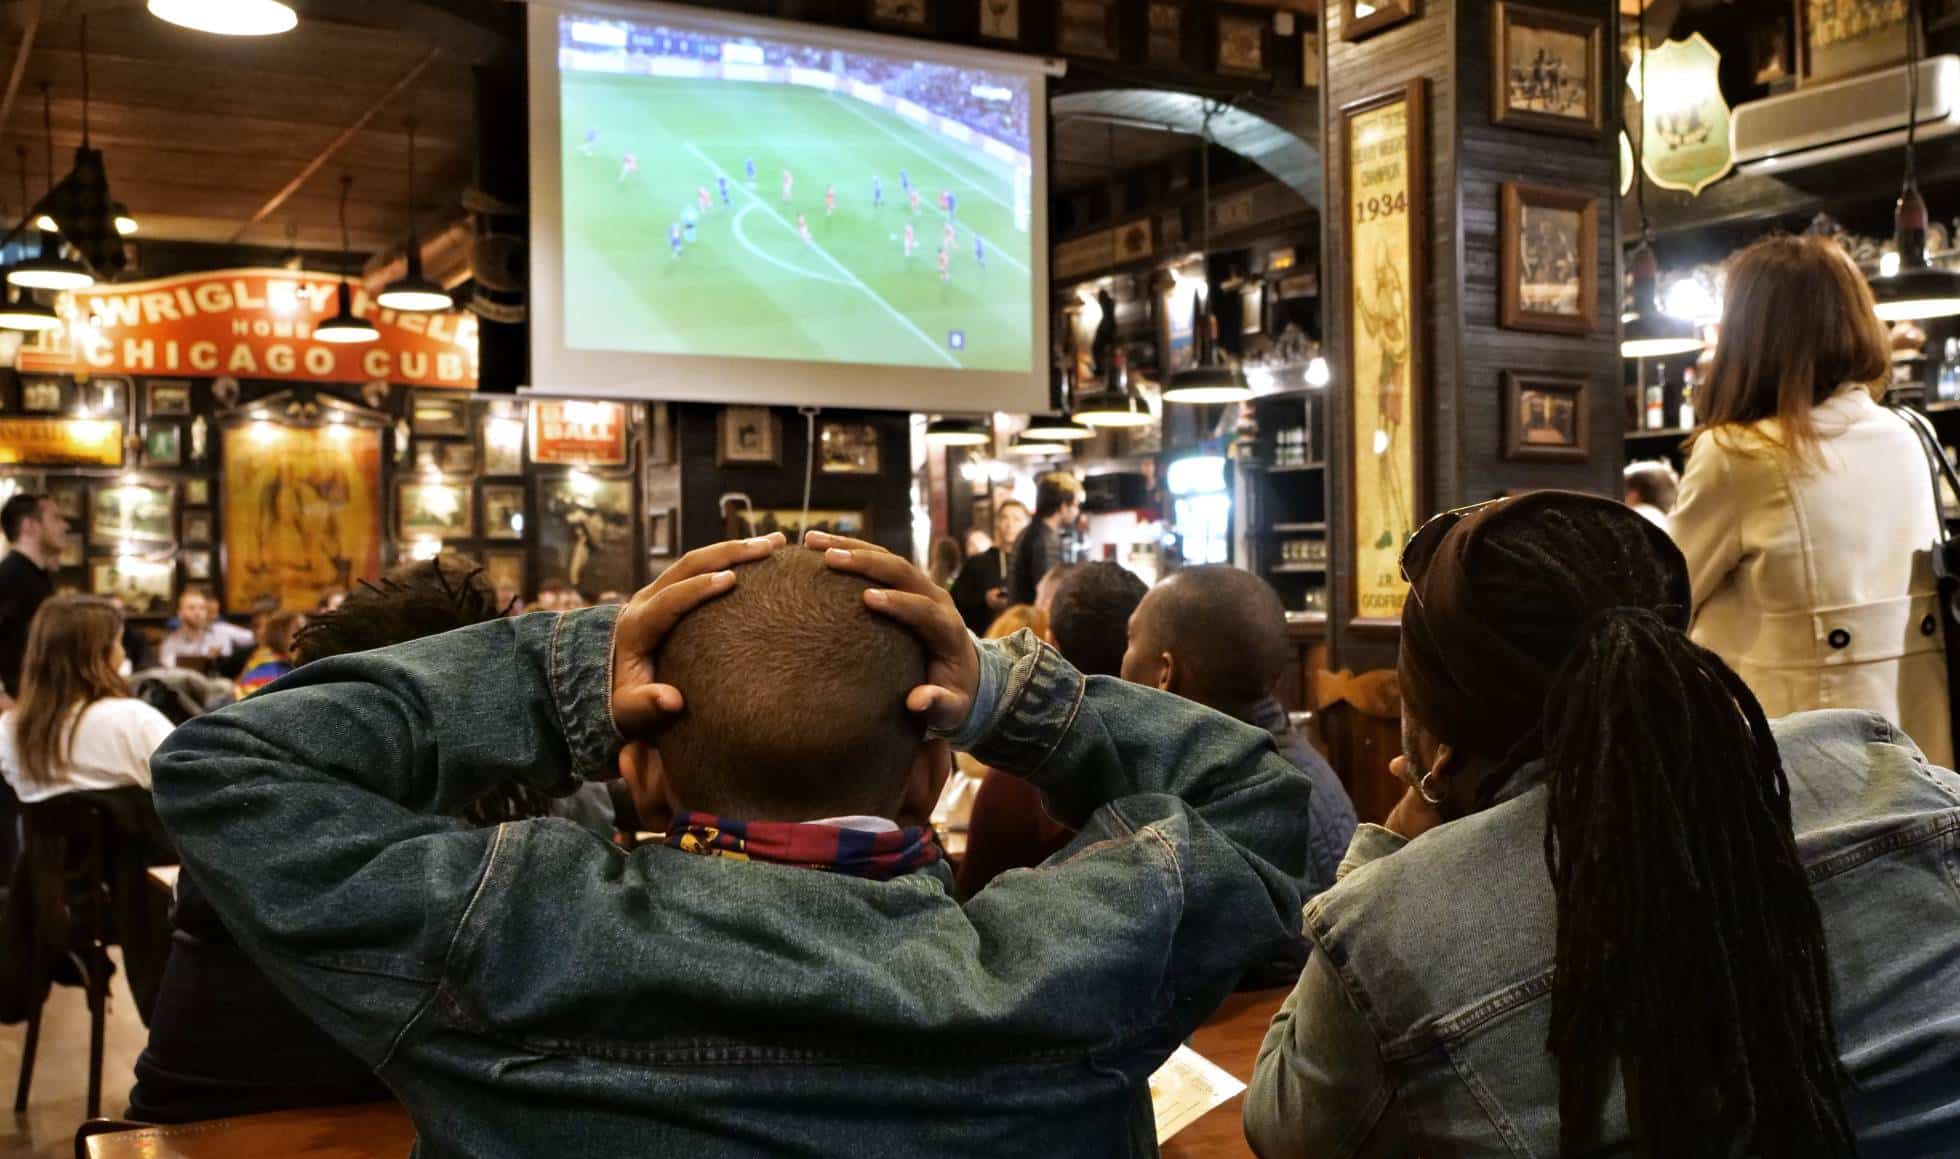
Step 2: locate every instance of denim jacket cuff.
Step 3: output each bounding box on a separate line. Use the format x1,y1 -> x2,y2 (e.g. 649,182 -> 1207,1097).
1335,823 -> 1408,883
931,631 -> 1001,750
963,630 -> 1081,776
556,605 -> 626,782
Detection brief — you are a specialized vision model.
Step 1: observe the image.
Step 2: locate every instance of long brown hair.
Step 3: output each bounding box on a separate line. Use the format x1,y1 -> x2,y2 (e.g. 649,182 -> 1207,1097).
11,595 -> 129,787
1692,234 -> 1890,464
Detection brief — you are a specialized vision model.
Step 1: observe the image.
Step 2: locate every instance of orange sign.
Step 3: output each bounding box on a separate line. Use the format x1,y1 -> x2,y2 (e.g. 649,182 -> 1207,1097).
0,418 -> 125,466
17,267 -> 478,389
529,400 -> 628,466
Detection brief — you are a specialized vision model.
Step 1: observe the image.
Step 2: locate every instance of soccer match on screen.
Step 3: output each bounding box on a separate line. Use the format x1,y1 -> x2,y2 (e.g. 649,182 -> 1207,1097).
557,15 -> 1036,373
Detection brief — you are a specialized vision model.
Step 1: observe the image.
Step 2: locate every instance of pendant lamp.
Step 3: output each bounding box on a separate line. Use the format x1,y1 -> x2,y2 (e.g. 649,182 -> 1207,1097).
0,147 -> 59,332
377,119 -> 453,312
1870,0 -> 1960,320
147,0 -> 297,37
9,85 -> 91,292
1074,385 -> 1153,428
316,175 -> 379,345
1619,0 -> 1700,358
1165,106 -> 1253,405
1022,414 -> 1094,441
1006,433 -> 1067,456
924,417 -> 990,447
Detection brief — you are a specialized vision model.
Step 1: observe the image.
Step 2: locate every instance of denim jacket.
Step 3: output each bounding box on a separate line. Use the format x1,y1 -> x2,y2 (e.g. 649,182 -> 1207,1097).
1245,710 -> 1960,1157
152,609 -> 1318,1158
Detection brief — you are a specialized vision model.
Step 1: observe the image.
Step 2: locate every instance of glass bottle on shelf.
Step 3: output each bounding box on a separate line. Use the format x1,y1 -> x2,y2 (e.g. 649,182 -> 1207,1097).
1679,368 -> 1697,431
1645,368 -> 1666,431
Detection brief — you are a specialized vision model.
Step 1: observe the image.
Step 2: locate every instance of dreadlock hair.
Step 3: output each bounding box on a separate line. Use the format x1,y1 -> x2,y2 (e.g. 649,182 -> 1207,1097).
295,553 -> 544,827
1446,499 -> 1854,1156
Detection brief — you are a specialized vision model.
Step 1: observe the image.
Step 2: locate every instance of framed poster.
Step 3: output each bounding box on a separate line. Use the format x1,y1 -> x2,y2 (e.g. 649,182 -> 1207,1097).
729,508 -> 871,542
1344,0 -> 1419,43
223,423 -> 383,611
1798,0 -> 1909,85
438,441 -> 477,475
481,482 -> 526,540
0,418 -> 124,466
819,422 -> 882,475
411,393 -> 470,437
46,476 -> 85,522
1499,182 -> 1598,334
1491,2 -> 1602,137
144,421 -> 183,467
146,380 -> 192,416
182,510 -> 212,544
1217,12 -> 1269,77
868,0 -> 930,30
92,559 -> 174,616
1502,372 -> 1590,462
183,477 -> 210,507
529,399 -> 628,467
1342,80 -> 1426,627
182,548 -> 212,581
1058,0 -> 1117,58
1148,2 -> 1183,65
90,480 -> 175,545
480,410 -> 526,475
397,480 -> 473,540
979,0 -> 1018,41
718,406 -> 780,466
21,379 -> 62,413
537,473 -> 637,597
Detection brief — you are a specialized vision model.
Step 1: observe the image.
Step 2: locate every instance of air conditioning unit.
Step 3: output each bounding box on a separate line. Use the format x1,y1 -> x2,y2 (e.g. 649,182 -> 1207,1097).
1732,56 -> 1960,175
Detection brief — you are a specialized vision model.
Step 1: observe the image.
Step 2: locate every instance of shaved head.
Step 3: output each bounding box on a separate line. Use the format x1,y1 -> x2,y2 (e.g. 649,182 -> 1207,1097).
1121,566 -> 1289,709
654,549 -> 928,820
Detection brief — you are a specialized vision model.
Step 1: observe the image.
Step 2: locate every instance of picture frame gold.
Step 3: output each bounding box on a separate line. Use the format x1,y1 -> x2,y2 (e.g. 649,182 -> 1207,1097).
1499,181 -> 1598,335
1341,80 -> 1427,629
718,406 -> 781,467
1491,2 -> 1603,138
1798,0 -> 1910,86
1502,372 -> 1590,462
1217,11 -> 1270,77
1343,0 -> 1419,43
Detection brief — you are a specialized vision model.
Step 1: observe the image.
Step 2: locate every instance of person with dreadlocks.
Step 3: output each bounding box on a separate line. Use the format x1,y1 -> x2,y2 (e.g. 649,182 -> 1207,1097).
130,553 -> 617,1123
1246,490 -> 1960,1157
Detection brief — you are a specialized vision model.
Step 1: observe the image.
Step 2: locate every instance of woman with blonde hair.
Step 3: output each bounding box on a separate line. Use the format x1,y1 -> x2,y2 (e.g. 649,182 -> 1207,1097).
0,594 -> 174,801
1672,233 -> 1951,764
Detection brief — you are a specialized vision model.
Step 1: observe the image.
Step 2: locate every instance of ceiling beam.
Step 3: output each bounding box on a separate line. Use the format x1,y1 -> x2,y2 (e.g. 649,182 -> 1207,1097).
227,43 -> 440,242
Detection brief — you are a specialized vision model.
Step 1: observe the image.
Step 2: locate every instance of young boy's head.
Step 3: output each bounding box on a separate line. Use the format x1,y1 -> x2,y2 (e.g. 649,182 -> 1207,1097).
653,548 -> 930,821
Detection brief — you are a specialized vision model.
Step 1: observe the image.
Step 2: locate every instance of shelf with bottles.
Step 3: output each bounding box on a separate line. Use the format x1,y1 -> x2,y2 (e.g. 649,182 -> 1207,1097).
1273,536 -> 1329,569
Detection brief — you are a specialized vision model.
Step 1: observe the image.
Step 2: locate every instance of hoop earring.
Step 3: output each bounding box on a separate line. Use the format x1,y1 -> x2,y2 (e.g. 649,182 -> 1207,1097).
1418,768 -> 1446,806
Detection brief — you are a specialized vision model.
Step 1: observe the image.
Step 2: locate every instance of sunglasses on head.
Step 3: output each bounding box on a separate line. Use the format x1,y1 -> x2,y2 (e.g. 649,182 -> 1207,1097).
1399,499 -> 1502,609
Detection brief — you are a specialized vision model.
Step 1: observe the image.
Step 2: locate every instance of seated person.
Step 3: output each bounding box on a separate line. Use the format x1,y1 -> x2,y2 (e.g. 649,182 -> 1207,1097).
131,554 -> 612,1124
957,562 -> 1145,897
158,587 -> 253,672
1622,458 -> 1679,529
929,604 -> 1049,853
234,609 -> 304,698
1119,565 -> 1356,894
152,534 -> 1317,1155
1247,491 -> 1960,1157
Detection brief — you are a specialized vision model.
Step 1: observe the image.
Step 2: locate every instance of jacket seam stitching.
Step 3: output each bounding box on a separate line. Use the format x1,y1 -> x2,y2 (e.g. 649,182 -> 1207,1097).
1804,812 -> 1960,882
1021,646 -> 1085,780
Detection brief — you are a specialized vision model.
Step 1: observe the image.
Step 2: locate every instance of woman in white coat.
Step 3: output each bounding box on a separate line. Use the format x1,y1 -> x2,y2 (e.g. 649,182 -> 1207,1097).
1672,234 -> 1953,766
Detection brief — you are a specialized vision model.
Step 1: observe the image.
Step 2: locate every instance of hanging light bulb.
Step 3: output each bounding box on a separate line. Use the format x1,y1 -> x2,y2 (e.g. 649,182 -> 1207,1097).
0,147 -> 60,331
112,202 -> 137,236
147,0 -> 297,37
11,83 -> 90,291
1619,0 -> 1700,358
1165,105 -> 1255,405
377,118 -> 453,312
923,416 -> 990,446
1021,414 -> 1095,441
1074,386 -> 1154,428
1305,356 -> 1331,387
315,175 -> 379,344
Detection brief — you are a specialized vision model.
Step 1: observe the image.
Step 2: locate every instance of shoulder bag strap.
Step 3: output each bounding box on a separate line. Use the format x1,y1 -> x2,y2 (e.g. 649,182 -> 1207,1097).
1893,403 -> 1959,549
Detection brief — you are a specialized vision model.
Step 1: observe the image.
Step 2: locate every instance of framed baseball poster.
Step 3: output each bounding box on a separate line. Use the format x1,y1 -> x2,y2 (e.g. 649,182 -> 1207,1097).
1342,80 -> 1426,628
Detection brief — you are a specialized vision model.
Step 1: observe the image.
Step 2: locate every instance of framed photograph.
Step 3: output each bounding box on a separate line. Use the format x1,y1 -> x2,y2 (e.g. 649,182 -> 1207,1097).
396,479 -> 473,540
479,410 -> 525,475
183,477 -> 210,507
1343,0 -> 1419,42
92,559 -> 174,616
1342,80 -> 1427,628
439,441 -> 477,475
481,482 -> 526,541
1750,10 -> 1794,85
979,0 -> 1018,41
481,549 -> 525,602
182,548 -> 212,581
1492,2 -> 1602,137
22,379 -> 62,413
1217,12 -> 1269,77
80,378 -> 129,418
1502,372 -> 1590,462
649,507 -> 675,557
1058,0 -> 1117,59
182,510 -> 212,544
1148,2 -> 1183,65
537,473 -> 637,597
411,393 -> 471,437
90,480 -> 175,545
146,380 -> 192,416
47,477 -> 85,523
144,421 -> 182,468
528,399 -> 628,467
718,406 -> 780,466
1500,182 -> 1598,335
819,422 -> 882,475
1799,0 -> 1909,85
868,0 -> 929,30
729,508 -> 870,543
223,423 -> 382,614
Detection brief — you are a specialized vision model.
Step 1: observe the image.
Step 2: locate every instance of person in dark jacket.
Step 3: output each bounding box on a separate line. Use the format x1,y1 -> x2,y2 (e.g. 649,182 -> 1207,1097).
1004,474 -> 1081,606
951,500 -> 1030,634
0,493 -> 68,702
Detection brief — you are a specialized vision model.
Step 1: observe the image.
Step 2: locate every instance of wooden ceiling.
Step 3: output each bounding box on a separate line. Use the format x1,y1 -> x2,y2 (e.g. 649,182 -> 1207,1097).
0,0 -> 505,258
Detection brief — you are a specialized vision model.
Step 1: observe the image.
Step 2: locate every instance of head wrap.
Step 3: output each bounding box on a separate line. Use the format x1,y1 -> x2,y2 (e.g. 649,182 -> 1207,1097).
1397,490 -> 1691,763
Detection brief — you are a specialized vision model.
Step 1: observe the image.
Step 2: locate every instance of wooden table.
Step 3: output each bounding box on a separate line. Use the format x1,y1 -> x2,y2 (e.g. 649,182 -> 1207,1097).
83,1103 -> 415,1158
1159,986 -> 1291,1159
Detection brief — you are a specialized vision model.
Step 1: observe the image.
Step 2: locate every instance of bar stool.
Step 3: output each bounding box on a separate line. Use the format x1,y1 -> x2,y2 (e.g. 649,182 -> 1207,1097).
12,794 -> 119,1119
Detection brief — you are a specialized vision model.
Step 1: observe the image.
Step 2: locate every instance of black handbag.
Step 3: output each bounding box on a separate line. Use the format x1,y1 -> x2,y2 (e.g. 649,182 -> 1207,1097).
1893,403 -> 1960,748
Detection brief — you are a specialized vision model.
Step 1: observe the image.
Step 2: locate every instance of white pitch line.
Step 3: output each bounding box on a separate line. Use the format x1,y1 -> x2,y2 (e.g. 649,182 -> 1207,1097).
685,141 -> 960,369
730,204 -> 853,286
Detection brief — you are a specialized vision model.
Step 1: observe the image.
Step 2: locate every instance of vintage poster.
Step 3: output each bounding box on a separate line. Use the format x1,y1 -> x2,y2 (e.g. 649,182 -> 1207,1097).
536,473 -> 637,598
529,399 -> 628,466
1343,82 -> 1424,625
0,418 -> 124,467
223,423 -> 383,610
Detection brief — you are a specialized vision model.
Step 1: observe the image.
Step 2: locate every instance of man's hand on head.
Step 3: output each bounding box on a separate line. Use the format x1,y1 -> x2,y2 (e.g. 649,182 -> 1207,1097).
809,530 -> 980,737
611,533 -> 785,741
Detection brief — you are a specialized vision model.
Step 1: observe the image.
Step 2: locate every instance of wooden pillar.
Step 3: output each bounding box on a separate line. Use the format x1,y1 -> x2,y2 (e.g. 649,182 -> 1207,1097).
1316,0 -> 1622,818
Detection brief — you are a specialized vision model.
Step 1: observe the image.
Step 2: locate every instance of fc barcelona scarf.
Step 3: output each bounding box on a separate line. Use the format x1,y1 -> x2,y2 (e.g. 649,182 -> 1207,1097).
664,812 -> 941,881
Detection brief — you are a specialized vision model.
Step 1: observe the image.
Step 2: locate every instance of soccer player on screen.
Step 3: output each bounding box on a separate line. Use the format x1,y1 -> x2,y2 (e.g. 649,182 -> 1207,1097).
717,175 -> 731,206
617,152 -> 638,184
579,128 -> 598,157
745,157 -> 757,184
909,188 -> 921,216
938,246 -> 950,283
682,205 -> 699,244
825,184 -> 837,218
669,223 -> 683,259
782,169 -> 794,202
940,189 -> 951,215
946,190 -> 958,220
943,221 -> 956,254
797,213 -> 812,244
974,234 -> 986,270
872,175 -> 883,208
903,222 -> 916,260
899,167 -> 910,193
697,186 -> 712,214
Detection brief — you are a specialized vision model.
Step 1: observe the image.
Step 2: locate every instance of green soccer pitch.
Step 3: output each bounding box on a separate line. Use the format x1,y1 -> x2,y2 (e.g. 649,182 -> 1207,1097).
560,72 -> 1034,372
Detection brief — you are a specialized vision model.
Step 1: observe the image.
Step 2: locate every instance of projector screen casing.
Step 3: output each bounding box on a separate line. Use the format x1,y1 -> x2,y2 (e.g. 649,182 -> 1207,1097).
527,0 -> 1051,412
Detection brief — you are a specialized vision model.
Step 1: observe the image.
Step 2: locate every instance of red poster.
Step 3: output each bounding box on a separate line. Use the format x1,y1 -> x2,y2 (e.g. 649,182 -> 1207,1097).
529,400 -> 628,466
17,267 -> 478,389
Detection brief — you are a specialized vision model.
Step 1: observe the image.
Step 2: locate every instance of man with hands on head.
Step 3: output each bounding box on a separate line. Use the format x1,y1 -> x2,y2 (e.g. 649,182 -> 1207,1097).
153,532 -> 1319,1159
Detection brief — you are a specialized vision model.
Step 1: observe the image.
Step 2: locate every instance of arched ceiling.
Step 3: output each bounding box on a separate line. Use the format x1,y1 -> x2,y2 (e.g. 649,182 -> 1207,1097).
1052,88 -> 1321,210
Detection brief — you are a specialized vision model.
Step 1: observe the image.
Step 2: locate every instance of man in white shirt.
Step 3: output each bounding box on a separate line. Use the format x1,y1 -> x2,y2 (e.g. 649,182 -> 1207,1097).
160,587 -> 255,671
1623,459 -> 1680,531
